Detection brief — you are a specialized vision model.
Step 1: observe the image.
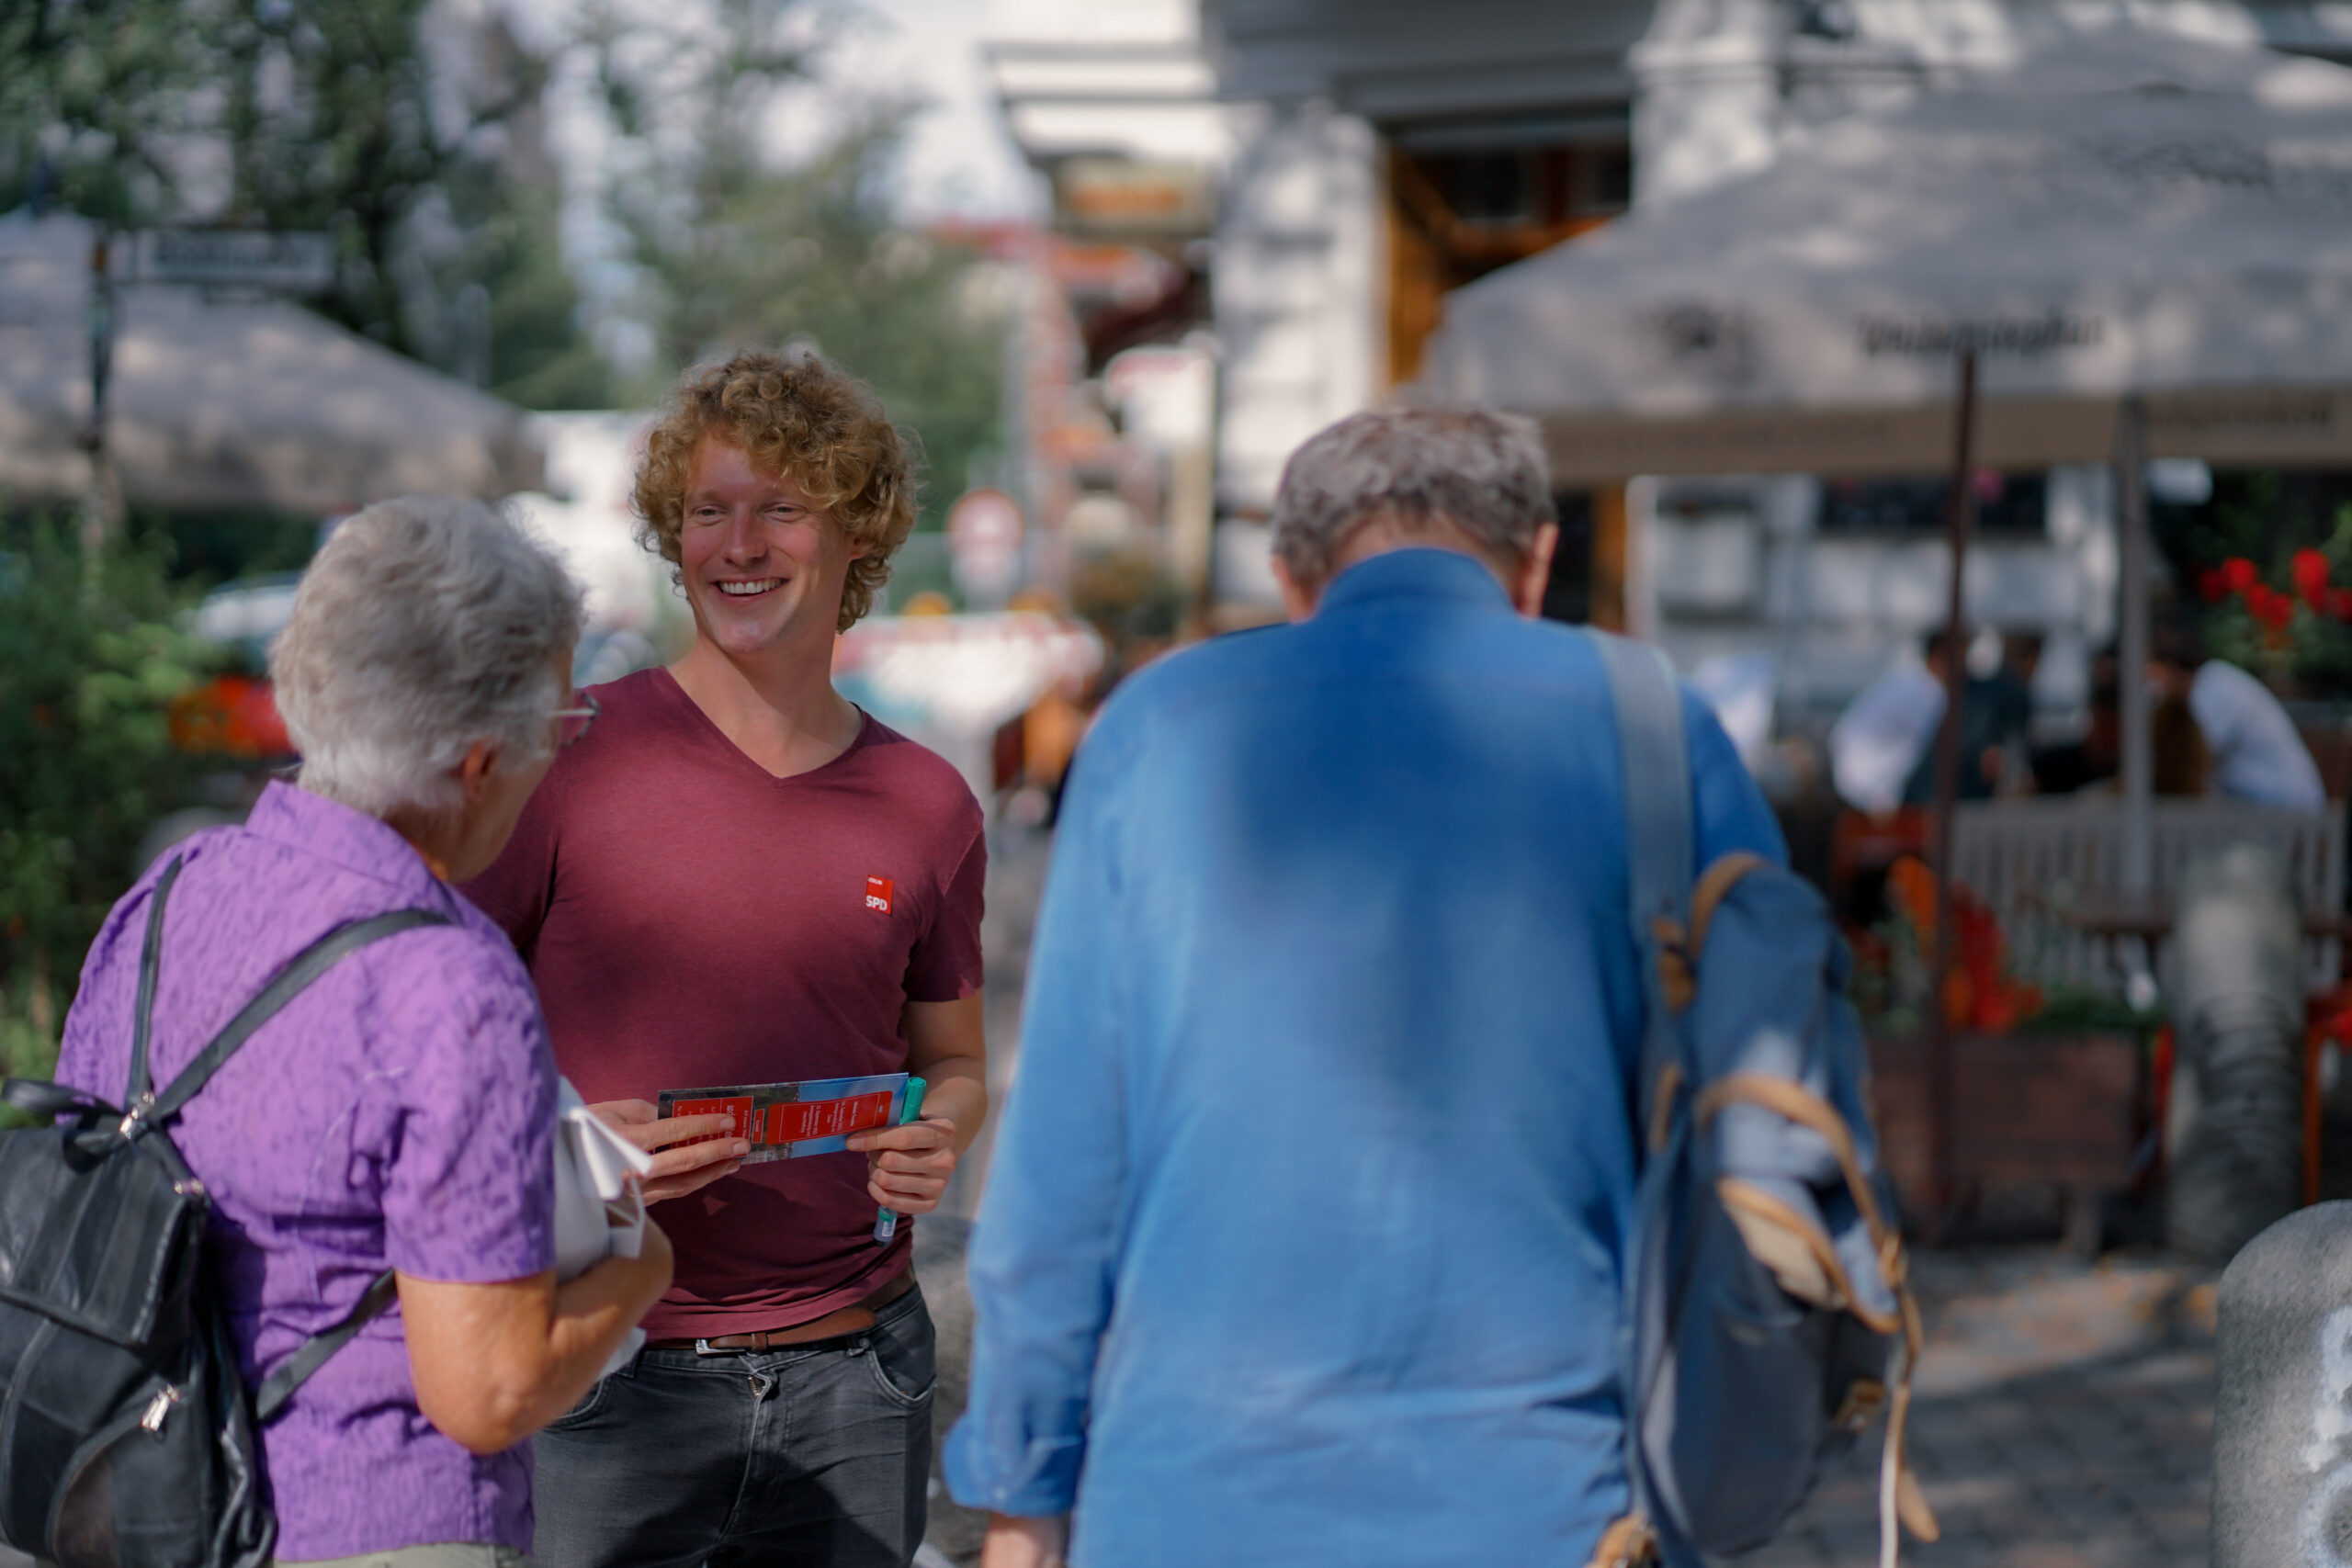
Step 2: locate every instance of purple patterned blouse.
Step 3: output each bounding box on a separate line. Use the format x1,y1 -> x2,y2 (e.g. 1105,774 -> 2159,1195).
57,782 -> 556,1561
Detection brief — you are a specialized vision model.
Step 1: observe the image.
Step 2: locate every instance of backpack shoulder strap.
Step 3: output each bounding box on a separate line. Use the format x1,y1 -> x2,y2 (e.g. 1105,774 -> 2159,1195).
121,886 -> 455,1419
1593,631 -> 1695,1110
253,1269 -> 401,1422
135,908 -> 455,1133
124,855 -> 189,1111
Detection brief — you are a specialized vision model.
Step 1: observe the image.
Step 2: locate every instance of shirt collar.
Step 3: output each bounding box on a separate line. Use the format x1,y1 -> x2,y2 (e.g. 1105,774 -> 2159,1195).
242,779 -> 451,902
1315,547 -> 1514,616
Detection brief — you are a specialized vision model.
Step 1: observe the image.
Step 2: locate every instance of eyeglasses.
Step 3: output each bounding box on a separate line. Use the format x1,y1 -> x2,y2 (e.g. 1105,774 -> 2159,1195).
553,693 -> 599,750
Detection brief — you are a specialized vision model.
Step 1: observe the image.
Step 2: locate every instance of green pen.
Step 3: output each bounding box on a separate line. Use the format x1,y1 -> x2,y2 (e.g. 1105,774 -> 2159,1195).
872,1077 -> 927,1244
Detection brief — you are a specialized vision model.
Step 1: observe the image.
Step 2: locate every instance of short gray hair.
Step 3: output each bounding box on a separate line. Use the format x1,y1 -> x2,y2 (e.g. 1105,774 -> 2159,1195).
1271,404 -> 1554,587
272,495 -> 585,818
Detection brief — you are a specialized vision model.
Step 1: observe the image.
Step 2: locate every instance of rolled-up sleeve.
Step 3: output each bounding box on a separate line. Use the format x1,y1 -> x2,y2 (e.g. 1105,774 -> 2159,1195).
380,936 -> 558,1284
944,732 -> 1133,1517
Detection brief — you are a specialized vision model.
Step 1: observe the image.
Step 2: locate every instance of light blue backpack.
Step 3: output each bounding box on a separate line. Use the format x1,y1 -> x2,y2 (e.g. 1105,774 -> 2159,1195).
1590,635 -> 1938,1568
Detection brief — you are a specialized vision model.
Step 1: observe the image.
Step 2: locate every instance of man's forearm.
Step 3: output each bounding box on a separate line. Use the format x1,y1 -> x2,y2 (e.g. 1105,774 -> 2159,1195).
920,1055 -> 988,1155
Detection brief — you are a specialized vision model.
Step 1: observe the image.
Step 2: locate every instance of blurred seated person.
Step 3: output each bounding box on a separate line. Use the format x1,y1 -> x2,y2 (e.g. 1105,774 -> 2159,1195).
1829,632 -> 1945,814
1994,631 -> 2042,741
2030,649 -> 2119,795
1987,631 -> 2043,796
1897,631 -> 2030,805
1833,629 -> 2030,814
2151,617 -> 2324,809
2032,644 -> 2213,797
2154,683 -> 2213,797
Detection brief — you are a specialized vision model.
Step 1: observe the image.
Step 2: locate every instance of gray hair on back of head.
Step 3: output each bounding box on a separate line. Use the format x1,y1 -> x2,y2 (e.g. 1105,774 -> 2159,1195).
271,495 -> 585,818
1270,404 -> 1554,588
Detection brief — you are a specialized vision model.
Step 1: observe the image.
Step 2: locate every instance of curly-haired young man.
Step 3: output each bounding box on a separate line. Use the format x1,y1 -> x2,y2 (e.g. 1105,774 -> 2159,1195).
466,351 -> 988,1568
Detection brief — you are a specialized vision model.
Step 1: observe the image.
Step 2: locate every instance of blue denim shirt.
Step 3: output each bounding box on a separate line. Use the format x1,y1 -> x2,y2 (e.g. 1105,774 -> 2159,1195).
944,548 -> 1786,1565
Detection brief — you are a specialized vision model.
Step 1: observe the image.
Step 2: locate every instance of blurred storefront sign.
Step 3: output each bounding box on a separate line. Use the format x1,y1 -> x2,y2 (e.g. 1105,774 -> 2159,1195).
130,230 -> 335,293
946,488 -> 1028,607
833,611 -> 1105,797
1052,159 -> 1216,239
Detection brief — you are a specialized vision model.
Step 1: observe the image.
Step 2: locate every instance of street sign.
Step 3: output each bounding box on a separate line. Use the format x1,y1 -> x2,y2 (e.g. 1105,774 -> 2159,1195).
133,230 -> 335,292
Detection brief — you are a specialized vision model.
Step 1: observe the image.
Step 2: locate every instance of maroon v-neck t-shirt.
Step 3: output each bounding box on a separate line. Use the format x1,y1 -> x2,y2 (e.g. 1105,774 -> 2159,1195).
464,667 -> 985,1338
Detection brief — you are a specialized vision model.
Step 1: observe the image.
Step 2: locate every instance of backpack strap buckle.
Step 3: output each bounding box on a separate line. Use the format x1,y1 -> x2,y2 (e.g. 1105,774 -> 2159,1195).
116,1092 -> 156,1140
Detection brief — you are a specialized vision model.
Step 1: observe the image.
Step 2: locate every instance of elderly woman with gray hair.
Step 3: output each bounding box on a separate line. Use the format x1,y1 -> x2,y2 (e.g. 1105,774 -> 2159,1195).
56,496 -> 673,1568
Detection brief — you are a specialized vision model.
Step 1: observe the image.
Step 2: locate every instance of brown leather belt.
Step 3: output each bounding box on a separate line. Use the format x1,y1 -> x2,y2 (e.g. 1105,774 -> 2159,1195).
648,1269 -> 916,1356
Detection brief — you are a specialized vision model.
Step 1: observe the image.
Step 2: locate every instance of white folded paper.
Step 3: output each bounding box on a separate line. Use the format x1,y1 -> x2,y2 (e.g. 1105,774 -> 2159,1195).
551,1077 -> 654,1377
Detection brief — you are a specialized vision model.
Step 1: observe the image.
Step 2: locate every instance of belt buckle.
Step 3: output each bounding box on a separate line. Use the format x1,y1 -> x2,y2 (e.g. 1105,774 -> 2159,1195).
692,1337 -> 732,1358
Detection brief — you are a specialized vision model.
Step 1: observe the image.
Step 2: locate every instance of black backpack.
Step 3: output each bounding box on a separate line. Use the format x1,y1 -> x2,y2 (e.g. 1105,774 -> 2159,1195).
0,856 -> 449,1568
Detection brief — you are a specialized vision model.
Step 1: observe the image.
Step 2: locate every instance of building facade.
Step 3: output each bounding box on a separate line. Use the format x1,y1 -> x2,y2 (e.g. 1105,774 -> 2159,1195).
989,0 -> 2352,713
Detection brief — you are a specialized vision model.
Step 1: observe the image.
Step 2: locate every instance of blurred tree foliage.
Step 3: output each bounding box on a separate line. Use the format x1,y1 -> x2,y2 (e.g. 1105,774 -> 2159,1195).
0,522 -> 210,1093
1,0 -> 609,405
0,0 -> 202,223
585,0 -> 1006,523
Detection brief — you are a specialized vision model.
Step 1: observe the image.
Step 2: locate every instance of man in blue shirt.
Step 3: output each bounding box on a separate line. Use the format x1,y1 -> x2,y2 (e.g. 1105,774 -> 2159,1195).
945,406 -> 1785,1568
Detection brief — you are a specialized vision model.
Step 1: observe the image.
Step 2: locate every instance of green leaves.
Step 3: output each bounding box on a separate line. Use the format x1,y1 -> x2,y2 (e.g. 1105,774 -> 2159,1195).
0,520 -> 209,1069
0,0 -> 209,223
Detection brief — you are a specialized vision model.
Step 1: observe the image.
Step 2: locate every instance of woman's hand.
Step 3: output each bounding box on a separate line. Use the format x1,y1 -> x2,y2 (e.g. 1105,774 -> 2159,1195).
847,1112 -> 958,1214
590,1099 -> 748,1203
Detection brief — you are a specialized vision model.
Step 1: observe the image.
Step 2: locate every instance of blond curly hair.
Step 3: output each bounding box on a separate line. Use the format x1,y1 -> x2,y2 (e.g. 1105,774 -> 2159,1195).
634,350 -> 917,631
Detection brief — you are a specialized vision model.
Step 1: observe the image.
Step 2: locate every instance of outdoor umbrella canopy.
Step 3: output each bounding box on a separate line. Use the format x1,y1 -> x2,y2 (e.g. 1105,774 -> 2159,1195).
0,210 -> 543,515
1422,25 -> 2352,483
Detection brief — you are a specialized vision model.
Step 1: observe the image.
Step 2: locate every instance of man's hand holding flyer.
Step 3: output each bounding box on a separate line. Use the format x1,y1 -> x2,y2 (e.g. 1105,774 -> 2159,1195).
658,1073 -> 913,1164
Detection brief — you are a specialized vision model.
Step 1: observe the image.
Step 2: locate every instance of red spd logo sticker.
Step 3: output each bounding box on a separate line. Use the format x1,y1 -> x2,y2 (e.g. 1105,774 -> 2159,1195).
865,875 -> 895,914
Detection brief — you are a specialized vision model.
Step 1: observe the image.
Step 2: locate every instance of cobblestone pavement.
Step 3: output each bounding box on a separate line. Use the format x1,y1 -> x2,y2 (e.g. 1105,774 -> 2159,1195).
0,1249 -> 2231,1568
1749,1247 -> 2218,1568
2,827 -> 2221,1568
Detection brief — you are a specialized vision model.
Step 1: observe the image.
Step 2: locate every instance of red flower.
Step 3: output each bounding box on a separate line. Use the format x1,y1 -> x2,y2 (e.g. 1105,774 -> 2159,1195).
2328,587 -> 2352,621
2254,586 -> 2297,631
2224,557 -> 2260,593
2200,568 -> 2230,603
2295,548 -> 2333,606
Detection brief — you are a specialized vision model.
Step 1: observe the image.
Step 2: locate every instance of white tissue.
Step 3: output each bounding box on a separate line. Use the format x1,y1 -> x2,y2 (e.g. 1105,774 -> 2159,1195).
551,1077 -> 655,1377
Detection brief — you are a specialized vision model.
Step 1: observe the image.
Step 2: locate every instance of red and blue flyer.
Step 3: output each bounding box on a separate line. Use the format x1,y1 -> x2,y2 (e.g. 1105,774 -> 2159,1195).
657,1073 -> 911,1164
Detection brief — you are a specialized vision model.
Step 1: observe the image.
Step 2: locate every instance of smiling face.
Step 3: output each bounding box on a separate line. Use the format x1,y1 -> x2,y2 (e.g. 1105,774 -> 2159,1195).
678,435 -> 867,660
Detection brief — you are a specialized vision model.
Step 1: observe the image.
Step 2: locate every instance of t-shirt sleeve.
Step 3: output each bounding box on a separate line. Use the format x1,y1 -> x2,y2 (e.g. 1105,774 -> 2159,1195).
380,937 -> 557,1283
458,764 -> 562,959
906,823 -> 987,1003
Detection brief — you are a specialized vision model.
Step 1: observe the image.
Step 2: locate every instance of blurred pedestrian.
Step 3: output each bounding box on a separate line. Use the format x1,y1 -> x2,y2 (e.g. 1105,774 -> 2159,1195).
465,350 -> 988,1568
1828,632 -> 1943,813
55,497 -> 673,1567
2031,646 -> 2120,794
2150,616 -> 2324,809
944,406 -> 1784,1568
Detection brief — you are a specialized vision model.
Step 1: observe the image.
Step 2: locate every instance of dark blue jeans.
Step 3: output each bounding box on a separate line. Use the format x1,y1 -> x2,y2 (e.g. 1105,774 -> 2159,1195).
530,1284 -> 934,1568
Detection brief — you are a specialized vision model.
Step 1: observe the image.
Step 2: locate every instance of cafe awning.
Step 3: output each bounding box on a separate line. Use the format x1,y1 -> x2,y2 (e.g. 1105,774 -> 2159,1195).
0,210 -> 543,515
1422,27 -> 2352,483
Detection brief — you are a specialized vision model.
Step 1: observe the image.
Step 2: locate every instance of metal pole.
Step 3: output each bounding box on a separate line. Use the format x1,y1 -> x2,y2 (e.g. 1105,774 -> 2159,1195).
2114,398 -> 2154,897
79,225 -> 119,558
1927,346 -> 1980,1216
